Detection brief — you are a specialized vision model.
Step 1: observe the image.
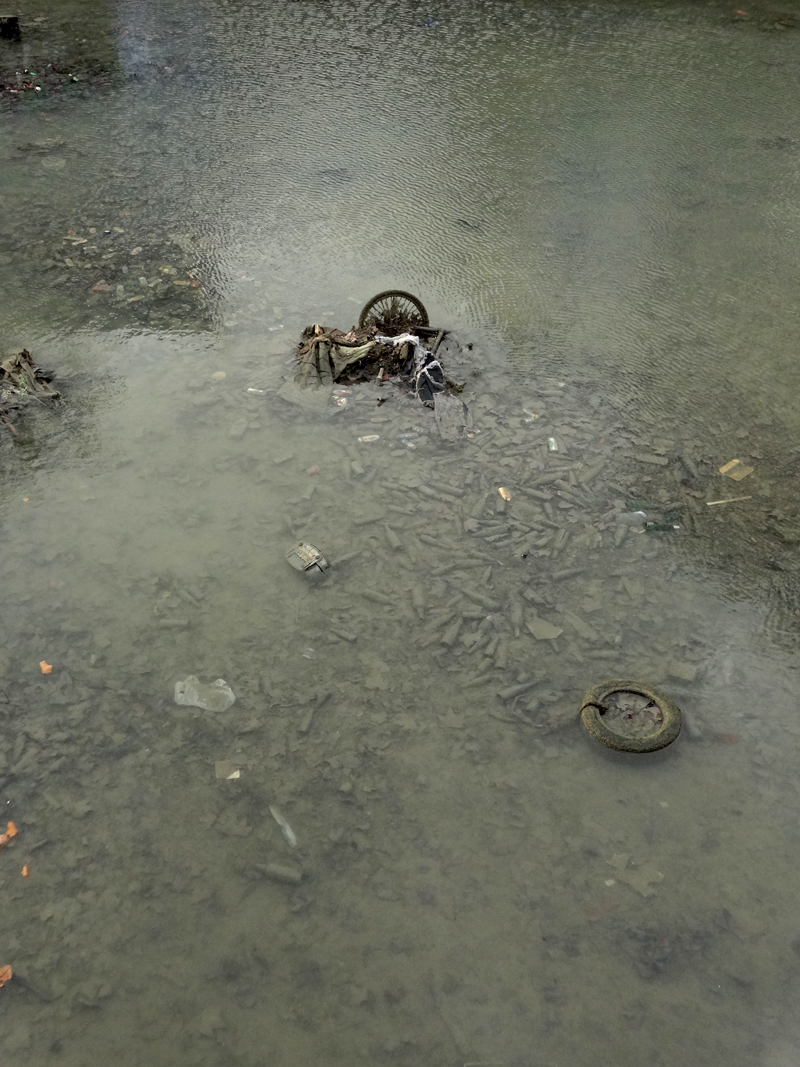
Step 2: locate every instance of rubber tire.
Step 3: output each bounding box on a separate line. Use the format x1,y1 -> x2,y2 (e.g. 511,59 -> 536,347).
358,290 -> 429,330
580,679 -> 682,753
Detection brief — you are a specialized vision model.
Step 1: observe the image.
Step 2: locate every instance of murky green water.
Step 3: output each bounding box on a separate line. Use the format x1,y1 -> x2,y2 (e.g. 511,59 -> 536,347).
2,2 -> 800,1064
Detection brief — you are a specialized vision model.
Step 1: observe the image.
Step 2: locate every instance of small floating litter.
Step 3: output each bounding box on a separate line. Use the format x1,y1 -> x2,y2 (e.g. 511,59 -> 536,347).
286,542 -> 329,577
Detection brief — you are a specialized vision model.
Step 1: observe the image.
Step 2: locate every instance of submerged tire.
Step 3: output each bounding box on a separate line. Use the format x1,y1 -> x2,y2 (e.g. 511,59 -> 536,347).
580,679 -> 682,753
358,290 -> 429,332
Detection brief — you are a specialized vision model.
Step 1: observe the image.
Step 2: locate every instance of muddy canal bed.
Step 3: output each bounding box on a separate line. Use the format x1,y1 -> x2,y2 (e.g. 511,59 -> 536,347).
1,2 -> 800,1066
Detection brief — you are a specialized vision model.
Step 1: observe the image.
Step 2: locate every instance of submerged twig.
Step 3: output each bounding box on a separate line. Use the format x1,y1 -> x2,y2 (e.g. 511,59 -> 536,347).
0,409 -> 18,435
706,496 -> 752,506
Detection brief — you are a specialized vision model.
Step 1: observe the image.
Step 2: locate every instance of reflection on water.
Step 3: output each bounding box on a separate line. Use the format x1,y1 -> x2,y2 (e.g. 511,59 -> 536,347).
1,2 -> 800,1065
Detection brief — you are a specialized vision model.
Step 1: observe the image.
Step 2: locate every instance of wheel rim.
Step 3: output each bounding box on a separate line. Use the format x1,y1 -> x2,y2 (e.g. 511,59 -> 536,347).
359,291 -> 429,333
579,680 -> 682,753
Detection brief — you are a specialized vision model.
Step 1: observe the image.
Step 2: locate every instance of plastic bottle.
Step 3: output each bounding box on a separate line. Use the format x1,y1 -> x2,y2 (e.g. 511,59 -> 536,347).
615,511 -> 648,526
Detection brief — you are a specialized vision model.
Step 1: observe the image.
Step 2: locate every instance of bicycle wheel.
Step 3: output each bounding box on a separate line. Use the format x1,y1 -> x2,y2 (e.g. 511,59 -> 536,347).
358,290 -> 429,333
579,679 -> 682,753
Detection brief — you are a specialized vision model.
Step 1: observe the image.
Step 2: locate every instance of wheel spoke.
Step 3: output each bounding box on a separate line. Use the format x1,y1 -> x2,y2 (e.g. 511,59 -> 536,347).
359,290 -> 429,332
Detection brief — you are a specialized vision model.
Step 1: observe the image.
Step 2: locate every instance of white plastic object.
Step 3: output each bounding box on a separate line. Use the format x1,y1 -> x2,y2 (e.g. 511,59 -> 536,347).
174,676 -> 235,712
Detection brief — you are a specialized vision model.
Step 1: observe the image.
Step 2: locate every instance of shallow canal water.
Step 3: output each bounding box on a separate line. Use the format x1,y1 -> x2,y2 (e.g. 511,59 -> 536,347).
2,2 -> 800,1065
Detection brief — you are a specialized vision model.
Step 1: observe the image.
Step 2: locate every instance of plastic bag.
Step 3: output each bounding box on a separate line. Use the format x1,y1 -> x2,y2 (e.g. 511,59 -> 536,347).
174,676 -> 235,712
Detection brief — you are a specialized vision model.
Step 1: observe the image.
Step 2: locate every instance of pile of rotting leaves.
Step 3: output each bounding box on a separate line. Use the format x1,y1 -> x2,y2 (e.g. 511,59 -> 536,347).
0,349 -> 59,434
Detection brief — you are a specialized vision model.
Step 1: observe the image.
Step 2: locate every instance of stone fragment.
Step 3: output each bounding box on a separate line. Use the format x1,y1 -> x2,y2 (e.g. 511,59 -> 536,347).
527,617 -> 563,641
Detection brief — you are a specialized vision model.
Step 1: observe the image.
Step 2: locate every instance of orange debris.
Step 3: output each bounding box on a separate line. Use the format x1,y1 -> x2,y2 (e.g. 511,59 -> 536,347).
39,661 -> 53,674
21,865 -> 29,878
0,965 -> 12,987
0,822 -> 17,847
